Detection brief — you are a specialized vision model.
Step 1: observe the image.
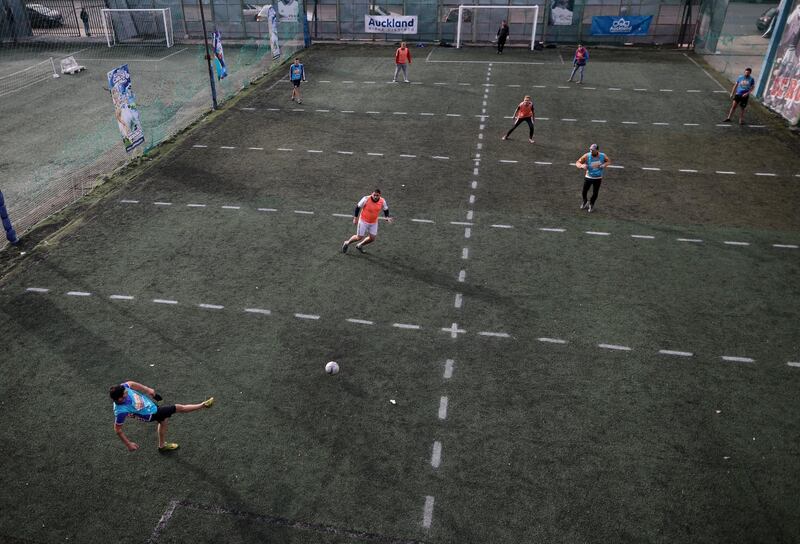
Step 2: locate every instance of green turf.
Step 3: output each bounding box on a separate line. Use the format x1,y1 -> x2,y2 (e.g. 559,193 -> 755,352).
1,44 -> 799,544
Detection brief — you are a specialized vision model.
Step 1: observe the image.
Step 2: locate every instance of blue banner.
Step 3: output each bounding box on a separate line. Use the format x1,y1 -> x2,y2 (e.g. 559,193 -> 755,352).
107,64 -> 144,153
212,30 -> 227,81
591,16 -> 652,36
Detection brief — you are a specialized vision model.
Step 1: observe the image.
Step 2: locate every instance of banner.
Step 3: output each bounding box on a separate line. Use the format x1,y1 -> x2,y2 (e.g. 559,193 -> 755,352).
763,1 -> 800,125
212,30 -> 227,81
268,5 -> 280,59
365,15 -> 417,34
107,64 -> 144,153
276,0 -> 299,22
591,16 -> 652,36
549,0 -> 574,26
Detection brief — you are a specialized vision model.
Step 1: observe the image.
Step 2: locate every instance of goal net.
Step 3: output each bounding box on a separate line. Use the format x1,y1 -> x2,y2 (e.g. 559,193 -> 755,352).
0,58 -> 58,99
101,8 -> 174,48
455,5 -> 540,51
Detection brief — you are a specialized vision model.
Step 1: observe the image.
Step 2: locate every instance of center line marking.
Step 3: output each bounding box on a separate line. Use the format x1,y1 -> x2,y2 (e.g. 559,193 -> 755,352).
677,238 -> 703,243
755,172 -> 777,176
679,169 -> 698,173
773,244 -> 799,249
462,248 -> 469,259
393,323 -> 421,330
26,287 -> 49,293
444,359 -> 454,379
221,205 -> 240,210
464,227 -> 471,239
247,147 -> 263,150
586,231 -> 611,236
198,303 -> 224,310
244,308 -> 271,315
277,148 -> 293,151
399,154 -> 417,158
538,337 -> 566,344
642,167 -> 661,171
66,291 -> 91,297
411,218 -> 434,223
432,156 -> 450,160
438,396 -> 448,419
220,146 -> 236,149
294,313 -> 320,320
337,150 -> 354,155
110,294 -> 134,300
540,227 -> 565,233
346,318 -> 374,325
631,234 -> 655,239
154,202 -> 172,206
722,355 -> 754,363
431,441 -> 442,468
257,208 -> 277,212
307,149 -> 323,153
454,294 -> 463,309
153,299 -> 178,305
367,152 -> 384,156
422,496 -> 435,529
598,343 -> 631,351
716,171 -> 736,175
535,161 -> 552,165
478,332 -> 511,338
723,241 -> 750,246
659,349 -> 693,357
120,199 -> 139,204
293,210 -> 314,215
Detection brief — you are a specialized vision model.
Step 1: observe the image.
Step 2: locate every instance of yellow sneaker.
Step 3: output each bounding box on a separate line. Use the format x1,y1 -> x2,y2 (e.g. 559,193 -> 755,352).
202,397 -> 214,408
158,443 -> 179,452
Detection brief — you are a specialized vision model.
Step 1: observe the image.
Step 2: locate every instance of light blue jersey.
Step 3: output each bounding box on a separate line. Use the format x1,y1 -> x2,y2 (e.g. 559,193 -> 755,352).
586,152 -> 606,178
735,75 -> 754,96
113,383 -> 157,425
290,63 -> 304,81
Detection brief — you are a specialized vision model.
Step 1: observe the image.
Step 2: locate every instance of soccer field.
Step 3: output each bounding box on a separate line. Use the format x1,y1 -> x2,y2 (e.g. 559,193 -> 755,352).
1,44 -> 799,544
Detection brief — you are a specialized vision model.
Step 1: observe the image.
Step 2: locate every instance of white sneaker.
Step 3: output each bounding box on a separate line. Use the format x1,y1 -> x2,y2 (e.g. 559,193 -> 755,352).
587,204 -> 594,213
580,201 -> 588,210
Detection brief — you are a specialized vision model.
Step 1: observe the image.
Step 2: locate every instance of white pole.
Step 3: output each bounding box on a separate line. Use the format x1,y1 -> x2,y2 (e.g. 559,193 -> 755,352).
456,5 -> 463,49
162,8 -> 170,47
101,9 -> 111,47
530,5 -> 538,51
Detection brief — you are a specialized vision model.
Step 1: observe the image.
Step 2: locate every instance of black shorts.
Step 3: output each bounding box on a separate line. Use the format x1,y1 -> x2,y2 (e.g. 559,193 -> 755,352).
151,405 -> 176,422
292,79 -> 301,87
734,94 -> 749,107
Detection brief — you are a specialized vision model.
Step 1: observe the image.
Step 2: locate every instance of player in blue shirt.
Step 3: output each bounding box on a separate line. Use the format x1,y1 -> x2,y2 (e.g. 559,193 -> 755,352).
110,381 -> 214,452
289,57 -> 307,104
724,67 -> 755,125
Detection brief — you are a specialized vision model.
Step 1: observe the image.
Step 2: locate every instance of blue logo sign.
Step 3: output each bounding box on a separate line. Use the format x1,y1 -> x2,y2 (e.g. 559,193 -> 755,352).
591,16 -> 652,36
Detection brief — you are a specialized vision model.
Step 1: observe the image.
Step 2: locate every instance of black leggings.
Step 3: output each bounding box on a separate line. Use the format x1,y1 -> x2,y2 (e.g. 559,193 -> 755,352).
505,117 -> 534,139
582,178 -> 603,205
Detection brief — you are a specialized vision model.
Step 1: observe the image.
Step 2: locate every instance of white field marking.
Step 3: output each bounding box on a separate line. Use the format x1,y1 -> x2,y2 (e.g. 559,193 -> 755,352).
399,154 -> 417,158
198,303 -> 224,310
423,496 -> 435,529
458,270 -> 466,282
364,81 -> 376,84
586,231 -> 611,236
277,148 -> 293,151
679,169 -> 699,173
660,89 -> 673,92
508,84 -> 521,88
307,150 -> 323,153
722,355 -> 755,363
220,146 -> 236,149
150,499 -> 180,543
464,227 -> 471,239
557,85 -> 569,89
316,109 -> 331,112
346,318 -> 374,325
716,124 -> 732,128
466,210 -> 474,220
266,108 -> 280,111
367,152 -> 384,156
221,205 -> 241,210
434,82 -> 447,85
446,114 -> 461,117
420,112 -> 435,116
26,287 -> 49,293
431,441 -> 442,468
451,221 -> 474,226
535,161 -> 553,165
642,167 -> 661,171
482,101 -> 487,106
749,124 -> 767,128
540,227 -> 566,233
479,332 -> 511,338
473,168 -> 480,175
471,182 -> 478,190
533,85 -> 546,88
682,52 -> 728,91
631,234 -> 655,240
491,224 -> 513,229
110,294 -> 134,300
787,362 -> 800,368
365,111 -> 380,114
244,308 -> 271,315
393,112 -> 408,115
442,323 -> 466,339
479,124 -> 485,130
755,173 -> 777,177
773,244 -> 799,249
444,359 -> 454,379
583,86 -> 597,90
659,349 -> 693,357
634,88 -> 648,91
462,248 -> 469,260
677,238 -> 703,243
598,343 -> 632,351
459,83 -> 471,86
621,121 -> 638,125
393,323 -> 421,330
716,171 -> 736,175
653,122 -> 670,126
438,396 -> 448,419
591,119 -> 607,123
153,299 -> 178,305
537,117 -> 550,121
319,80 -> 331,83
337,151 -> 354,155
411,218 -> 435,223
342,80 -> 354,83
687,89 -> 701,93
724,241 -> 750,246
192,144 -> 208,148
294,313 -> 320,320
432,156 -> 450,160
500,159 -> 518,164
562,118 -> 577,122
476,143 -> 483,150
291,109 -> 305,113
66,291 -> 91,297
154,202 -> 172,206
120,199 -> 139,204
608,87 -> 621,91
293,210 -> 314,215
684,123 -> 700,126
454,294 -> 463,309
257,208 -> 277,212
247,147 -> 264,151
332,213 -> 351,218
340,110 -> 355,114
538,337 -> 566,344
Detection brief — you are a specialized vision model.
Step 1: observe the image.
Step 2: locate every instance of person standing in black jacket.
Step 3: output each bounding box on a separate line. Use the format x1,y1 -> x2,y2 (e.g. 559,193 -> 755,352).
497,20 -> 509,54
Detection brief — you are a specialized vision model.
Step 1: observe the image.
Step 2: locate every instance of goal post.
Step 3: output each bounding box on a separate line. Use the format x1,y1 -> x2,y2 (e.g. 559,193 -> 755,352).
455,5 -> 540,51
101,8 -> 174,48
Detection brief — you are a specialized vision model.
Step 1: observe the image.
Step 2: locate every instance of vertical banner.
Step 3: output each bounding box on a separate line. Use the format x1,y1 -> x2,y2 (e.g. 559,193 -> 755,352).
550,0 -> 575,26
763,2 -> 800,125
212,30 -> 227,80
277,0 -> 299,22
107,64 -> 144,153
268,5 -> 281,59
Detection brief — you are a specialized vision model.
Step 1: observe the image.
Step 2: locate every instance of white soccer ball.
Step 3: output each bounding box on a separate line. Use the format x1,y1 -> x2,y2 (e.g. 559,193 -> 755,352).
325,361 -> 339,375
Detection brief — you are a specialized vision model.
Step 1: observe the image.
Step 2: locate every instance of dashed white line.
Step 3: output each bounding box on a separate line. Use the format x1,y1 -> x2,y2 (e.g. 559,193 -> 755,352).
679,169 -> 699,173
458,270 -> 466,282
716,171 -> 736,175
478,332 -> 511,338
677,238 -> 703,243
540,228 -> 566,233
307,149 -> 323,154
411,218 -> 435,223
198,303 -> 224,310
316,109 -> 330,112
257,208 -> 277,212
332,213 -> 351,218
247,147 -> 264,150
432,156 -> 450,160
277,148 -> 293,152
438,396 -> 448,419
393,323 -> 421,330
293,210 -> 314,215
454,294 -> 463,309
393,112 -> 408,115
723,241 -> 750,246
755,173 -> 777,177
652,122 -> 670,126
598,343 -> 631,351
683,123 -> 700,126
399,154 -> 417,158
787,362 -> 800,368
773,244 -> 799,249
631,234 -> 655,240
26,287 -> 49,293
422,496 -> 435,529
431,441 -> 442,468
153,299 -> 178,305
365,111 -> 380,114
450,221 -> 474,226
110,294 -> 134,300
499,160 -> 518,164
538,337 -> 566,344
192,144 -> 207,148
491,224 -> 513,229
120,199 -> 139,204
154,202 -> 172,206
462,248 -> 469,259
562,118 -> 577,122
346,318 -> 374,325
641,167 -> 661,171
464,227 -> 471,239
337,151 -> 354,155
722,356 -> 754,363
294,313 -> 320,320
220,146 -> 236,150
586,231 -> 611,236
621,121 -> 638,125
221,205 -> 241,210
444,359 -> 454,379
367,152 -> 384,156
534,161 -> 552,165
659,349 -> 693,357
66,291 -> 91,297
244,308 -> 271,315
420,113 -> 435,116
340,110 -> 354,113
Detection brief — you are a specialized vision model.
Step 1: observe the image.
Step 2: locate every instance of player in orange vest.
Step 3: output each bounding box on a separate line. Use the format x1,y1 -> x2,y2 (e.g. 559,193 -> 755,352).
501,95 -> 535,143
341,188 -> 394,254
393,42 -> 412,83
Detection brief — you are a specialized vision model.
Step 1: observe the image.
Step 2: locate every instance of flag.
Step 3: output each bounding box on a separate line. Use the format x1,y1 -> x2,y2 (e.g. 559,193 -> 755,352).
107,64 -> 144,153
268,6 -> 281,60
212,30 -> 227,80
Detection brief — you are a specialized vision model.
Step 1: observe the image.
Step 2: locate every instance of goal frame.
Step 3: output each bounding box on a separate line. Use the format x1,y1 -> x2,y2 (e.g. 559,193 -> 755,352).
101,8 -> 174,48
455,5 -> 540,51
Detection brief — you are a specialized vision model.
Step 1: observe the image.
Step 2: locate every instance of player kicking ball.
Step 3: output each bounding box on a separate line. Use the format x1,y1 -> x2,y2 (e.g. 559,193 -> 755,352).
110,381 -> 214,453
341,188 -> 394,254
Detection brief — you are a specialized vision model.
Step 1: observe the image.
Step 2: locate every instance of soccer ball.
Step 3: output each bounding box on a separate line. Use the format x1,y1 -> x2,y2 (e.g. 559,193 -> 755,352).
325,361 -> 339,375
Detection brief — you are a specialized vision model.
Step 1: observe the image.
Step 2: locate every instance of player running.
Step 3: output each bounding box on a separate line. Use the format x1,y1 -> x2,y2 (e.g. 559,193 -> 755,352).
341,188 -> 394,254
109,381 -> 214,452
501,95 -> 535,143
289,57 -> 307,104
575,143 -> 611,213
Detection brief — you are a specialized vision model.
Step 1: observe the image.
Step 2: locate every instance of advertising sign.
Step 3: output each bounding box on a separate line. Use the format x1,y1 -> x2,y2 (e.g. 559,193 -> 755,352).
365,15 -> 417,34
591,16 -> 653,36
